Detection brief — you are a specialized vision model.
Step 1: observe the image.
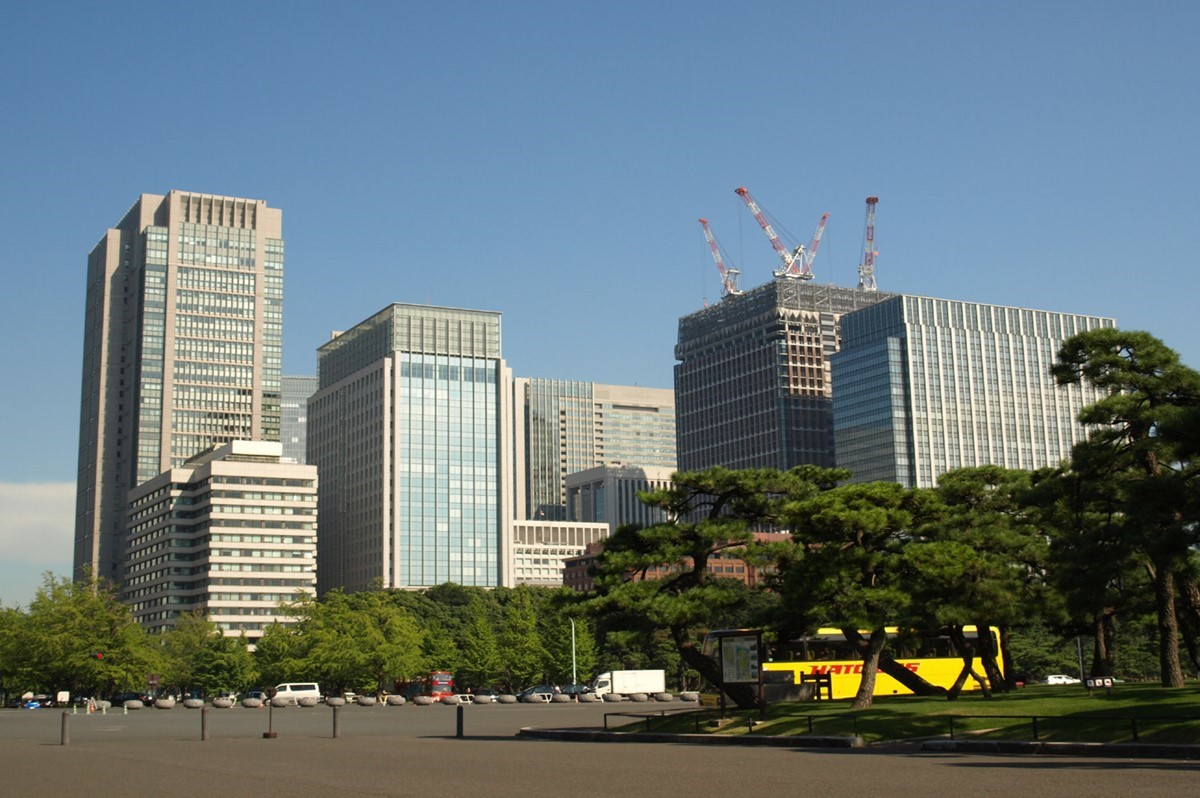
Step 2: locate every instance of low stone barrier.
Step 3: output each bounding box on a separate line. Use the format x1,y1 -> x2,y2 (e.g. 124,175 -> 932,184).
270,696 -> 291,708
154,698 -> 176,709
183,698 -> 205,709
385,695 -> 406,706
679,691 -> 700,702
325,697 -> 346,707
551,693 -> 572,703
297,696 -> 319,707
578,693 -> 597,703
441,695 -> 460,705
653,693 -> 674,702
472,694 -> 492,705
212,698 -> 234,709
356,695 -> 377,707
497,694 -> 518,704
123,700 -> 144,710
602,693 -> 625,702
241,697 -> 263,709
412,695 -> 434,706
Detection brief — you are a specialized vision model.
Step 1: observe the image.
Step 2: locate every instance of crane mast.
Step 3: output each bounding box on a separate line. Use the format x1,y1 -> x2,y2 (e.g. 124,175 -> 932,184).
858,196 -> 879,291
735,186 -> 811,279
698,218 -> 741,297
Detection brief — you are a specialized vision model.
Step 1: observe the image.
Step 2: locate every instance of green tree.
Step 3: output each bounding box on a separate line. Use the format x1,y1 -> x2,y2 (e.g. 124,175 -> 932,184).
582,466 -> 844,709
23,573 -> 158,698
908,466 -> 1047,696
457,595 -> 503,689
777,481 -> 937,708
496,586 -> 546,691
348,591 -> 425,695
1053,329 -> 1200,686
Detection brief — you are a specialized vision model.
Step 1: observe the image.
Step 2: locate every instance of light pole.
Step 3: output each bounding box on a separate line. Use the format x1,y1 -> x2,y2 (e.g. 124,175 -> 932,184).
570,618 -> 577,687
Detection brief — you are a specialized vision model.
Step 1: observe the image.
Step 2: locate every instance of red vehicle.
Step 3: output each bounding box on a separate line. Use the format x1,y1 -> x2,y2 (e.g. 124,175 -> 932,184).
398,671 -> 455,701
427,671 -> 454,700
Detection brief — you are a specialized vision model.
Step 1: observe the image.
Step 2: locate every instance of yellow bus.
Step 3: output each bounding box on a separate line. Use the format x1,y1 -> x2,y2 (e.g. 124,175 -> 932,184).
760,626 -> 1004,701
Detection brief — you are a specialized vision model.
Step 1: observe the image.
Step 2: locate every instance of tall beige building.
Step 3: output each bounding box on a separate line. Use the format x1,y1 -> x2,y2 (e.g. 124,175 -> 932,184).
75,191 -> 284,586
513,379 -> 676,521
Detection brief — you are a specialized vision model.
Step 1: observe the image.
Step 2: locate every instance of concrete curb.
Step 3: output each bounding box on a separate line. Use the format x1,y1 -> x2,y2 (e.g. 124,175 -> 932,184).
518,727 -> 864,748
922,739 -> 1200,760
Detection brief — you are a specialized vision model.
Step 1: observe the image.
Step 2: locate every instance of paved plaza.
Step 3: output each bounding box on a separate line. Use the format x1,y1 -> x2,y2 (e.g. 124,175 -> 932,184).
1,702 -> 1196,797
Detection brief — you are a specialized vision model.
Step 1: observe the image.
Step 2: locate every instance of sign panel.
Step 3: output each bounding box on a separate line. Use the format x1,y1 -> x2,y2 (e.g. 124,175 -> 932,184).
721,634 -> 760,684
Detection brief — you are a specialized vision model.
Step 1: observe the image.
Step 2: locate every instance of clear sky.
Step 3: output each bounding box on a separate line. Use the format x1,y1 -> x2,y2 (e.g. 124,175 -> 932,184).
1,1 -> 1197,605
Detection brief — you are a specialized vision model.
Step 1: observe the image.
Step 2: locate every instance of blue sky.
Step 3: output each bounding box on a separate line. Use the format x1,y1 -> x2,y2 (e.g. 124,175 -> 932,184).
1,1 -> 1197,605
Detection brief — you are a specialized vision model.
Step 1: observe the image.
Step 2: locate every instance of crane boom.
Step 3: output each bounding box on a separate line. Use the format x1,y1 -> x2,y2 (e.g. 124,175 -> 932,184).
858,196 -> 879,291
800,213 -> 830,277
698,218 -> 740,297
734,186 -> 811,279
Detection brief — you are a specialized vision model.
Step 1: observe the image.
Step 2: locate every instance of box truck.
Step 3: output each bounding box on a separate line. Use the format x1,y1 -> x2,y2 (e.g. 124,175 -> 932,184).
591,670 -> 666,698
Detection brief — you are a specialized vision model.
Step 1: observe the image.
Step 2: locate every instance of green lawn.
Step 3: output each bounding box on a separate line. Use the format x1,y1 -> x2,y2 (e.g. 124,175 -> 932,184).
611,683 -> 1200,744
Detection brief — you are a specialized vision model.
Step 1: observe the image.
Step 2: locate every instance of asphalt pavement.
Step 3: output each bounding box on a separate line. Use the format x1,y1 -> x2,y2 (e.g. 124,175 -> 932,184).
1,702 -> 1196,797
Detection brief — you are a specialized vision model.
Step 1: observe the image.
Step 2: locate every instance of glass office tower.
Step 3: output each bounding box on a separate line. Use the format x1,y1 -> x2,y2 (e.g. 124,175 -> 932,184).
831,295 -> 1115,487
309,304 -> 512,593
674,278 -> 888,471
75,191 -> 283,585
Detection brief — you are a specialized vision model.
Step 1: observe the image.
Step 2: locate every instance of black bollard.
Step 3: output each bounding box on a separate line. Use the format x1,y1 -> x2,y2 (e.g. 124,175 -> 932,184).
456,704 -> 464,738
332,704 -> 340,739
263,701 -> 277,738
201,706 -> 209,741
61,711 -> 69,746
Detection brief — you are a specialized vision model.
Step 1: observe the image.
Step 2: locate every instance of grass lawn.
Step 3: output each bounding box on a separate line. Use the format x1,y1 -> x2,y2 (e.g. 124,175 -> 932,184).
610,683 -> 1200,744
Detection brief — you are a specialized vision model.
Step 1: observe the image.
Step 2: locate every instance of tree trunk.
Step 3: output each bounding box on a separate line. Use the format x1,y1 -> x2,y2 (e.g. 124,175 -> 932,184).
877,654 -> 948,697
1153,562 -> 1185,687
973,622 -> 1006,693
1091,611 -> 1117,678
1175,573 -> 1200,676
844,627 -> 887,710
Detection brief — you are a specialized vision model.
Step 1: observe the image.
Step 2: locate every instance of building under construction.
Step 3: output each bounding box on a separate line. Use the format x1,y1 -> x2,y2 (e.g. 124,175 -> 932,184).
674,278 -> 890,472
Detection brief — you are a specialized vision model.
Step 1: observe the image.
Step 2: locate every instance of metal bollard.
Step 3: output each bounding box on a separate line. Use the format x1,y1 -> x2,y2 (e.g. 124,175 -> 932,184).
201,706 -> 209,741
456,704 -> 464,738
61,711 -> 69,746
332,705 -> 340,739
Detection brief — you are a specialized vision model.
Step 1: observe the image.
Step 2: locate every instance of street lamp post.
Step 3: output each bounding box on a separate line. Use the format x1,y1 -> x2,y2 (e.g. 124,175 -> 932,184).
570,619 -> 577,687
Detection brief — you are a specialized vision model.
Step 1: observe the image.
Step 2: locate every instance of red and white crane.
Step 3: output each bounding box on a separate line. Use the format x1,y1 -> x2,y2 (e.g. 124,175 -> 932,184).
735,186 -> 828,280
698,218 -> 741,297
800,212 -> 830,278
858,196 -> 879,292
735,186 -> 806,278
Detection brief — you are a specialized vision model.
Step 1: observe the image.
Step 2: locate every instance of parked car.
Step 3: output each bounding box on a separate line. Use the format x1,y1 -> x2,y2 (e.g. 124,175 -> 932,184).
559,683 -> 592,697
1045,674 -> 1081,685
110,692 -> 152,705
516,684 -> 557,702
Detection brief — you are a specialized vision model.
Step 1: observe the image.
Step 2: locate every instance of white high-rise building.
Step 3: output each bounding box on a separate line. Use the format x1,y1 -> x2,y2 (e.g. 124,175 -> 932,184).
831,295 -> 1115,487
125,440 -> 316,639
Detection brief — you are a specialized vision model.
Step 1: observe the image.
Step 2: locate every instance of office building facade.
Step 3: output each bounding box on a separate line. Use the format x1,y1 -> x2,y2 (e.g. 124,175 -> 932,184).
509,519 -> 609,587
76,191 -> 283,585
124,441 -> 316,638
674,278 -> 887,471
281,375 -> 318,463
831,295 -> 1115,487
565,465 -> 675,534
514,379 -> 676,520
308,304 -> 512,594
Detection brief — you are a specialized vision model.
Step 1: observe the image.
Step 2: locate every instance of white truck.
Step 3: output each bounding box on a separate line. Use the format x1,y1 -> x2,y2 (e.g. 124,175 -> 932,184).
591,669 -> 666,698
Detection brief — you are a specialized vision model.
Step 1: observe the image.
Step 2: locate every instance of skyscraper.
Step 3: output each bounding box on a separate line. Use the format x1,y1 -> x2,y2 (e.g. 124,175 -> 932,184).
75,191 -> 283,585
281,374 -> 318,463
513,378 -> 676,520
674,278 -> 888,471
308,303 -> 512,593
831,295 -> 1115,487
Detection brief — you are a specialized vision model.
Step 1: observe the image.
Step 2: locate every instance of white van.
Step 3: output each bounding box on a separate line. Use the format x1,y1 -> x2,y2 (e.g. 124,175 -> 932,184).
273,683 -> 322,704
